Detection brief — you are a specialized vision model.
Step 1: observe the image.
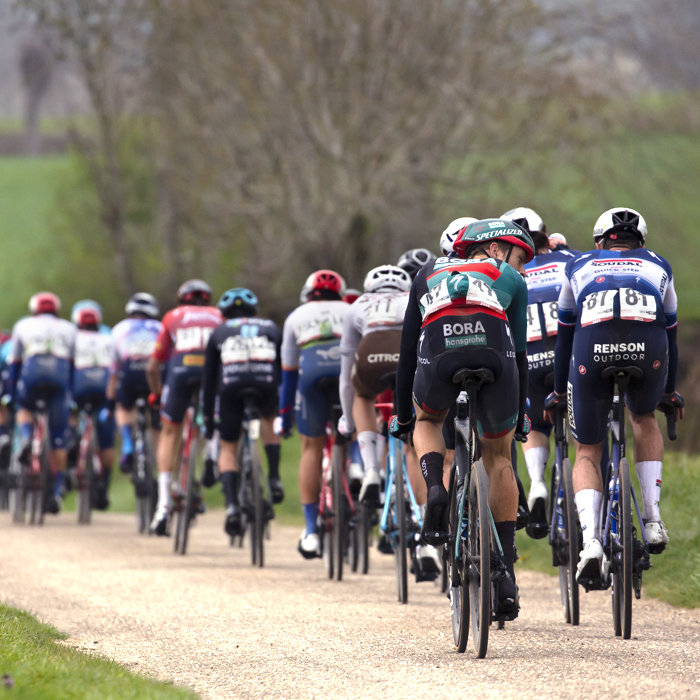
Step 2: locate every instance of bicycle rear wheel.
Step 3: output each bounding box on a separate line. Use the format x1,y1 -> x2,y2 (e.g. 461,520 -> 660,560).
358,502 -> 370,574
135,424 -> 155,534
175,442 -> 197,555
331,443 -> 346,581
449,471 -> 469,653
77,446 -> 94,525
394,445 -> 408,604
10,456 -> 27,524
250,439 -> 265,568
468,459 -> 490,658
612,458 -> 633,639
560,457 -> 579,626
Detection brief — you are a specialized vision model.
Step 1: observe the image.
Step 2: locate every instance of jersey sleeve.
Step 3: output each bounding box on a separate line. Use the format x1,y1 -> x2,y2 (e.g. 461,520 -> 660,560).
662,275 -> 678,329
280,311 -> 301,370
7,322 -> 23,364
557,262 -> 577,327
153,313 -> 174,362
504,267 -> 528,353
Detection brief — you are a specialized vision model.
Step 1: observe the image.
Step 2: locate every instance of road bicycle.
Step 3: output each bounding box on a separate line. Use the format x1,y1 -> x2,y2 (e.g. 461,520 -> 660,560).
74,397 -> 105,525
446,367 -> 512,659
172,382 -> 203,555
236,388 -> 274,568
133,397 -> 157,534
0,414 -> 14,511
549,401 -> 580,625
9,399 -> 52,526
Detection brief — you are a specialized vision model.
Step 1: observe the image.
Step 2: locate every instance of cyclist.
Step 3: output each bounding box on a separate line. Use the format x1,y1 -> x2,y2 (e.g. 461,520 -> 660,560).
278,270 -> 351,559
202,288 -> 283,536
391,219 -> 534,615
548,232 -> 569,251
343,289 -> 361,305
500,207 -> 580,538
0,334 -> 14,468
396,248 -> 437,279
546,208 -> 682,581
147,280 -> 223,535
4,293 -> 76,513
71,301 -> 115,510
108,293 -> 162,472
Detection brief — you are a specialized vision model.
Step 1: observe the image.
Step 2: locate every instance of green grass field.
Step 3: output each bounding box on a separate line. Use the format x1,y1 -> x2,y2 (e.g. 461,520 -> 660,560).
0,604 -> 196,700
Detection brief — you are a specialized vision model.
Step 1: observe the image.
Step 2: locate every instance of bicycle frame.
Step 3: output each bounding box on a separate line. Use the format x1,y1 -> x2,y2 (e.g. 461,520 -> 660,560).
319,424 -> 354,531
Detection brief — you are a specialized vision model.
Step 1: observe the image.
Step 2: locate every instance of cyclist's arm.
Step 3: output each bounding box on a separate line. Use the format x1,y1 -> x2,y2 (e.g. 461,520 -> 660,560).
396,280 -> 421,425
146,356 -> 163,395
5,330 -> 23,400
339,310 -> 361,429
279,315 -> 300,424
148,322 -> 171,395
663,276 -> 679,393
105,373 -> 118,401
553,276 -> 577,395
201,332 -> 220,432
504,268 -> 529,427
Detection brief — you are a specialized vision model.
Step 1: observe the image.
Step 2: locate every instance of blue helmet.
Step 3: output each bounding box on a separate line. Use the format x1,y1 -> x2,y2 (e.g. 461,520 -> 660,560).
71,299 -> 103,325
218,288 -> 258,319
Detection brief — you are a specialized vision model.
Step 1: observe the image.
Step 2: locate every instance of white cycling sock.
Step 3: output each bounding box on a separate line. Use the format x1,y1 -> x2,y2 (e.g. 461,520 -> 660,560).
358,431 -> 379,475
375,433 -> 387,470
524,446 -> 549,485
575,489 -> 603,544
157,472 -> 172,510
418,503 -> 426,520
636,460 -> 662,522
205,436 -> 219,461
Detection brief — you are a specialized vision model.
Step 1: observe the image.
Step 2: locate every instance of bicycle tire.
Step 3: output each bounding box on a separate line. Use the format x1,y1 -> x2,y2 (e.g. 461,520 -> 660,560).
10,453 -> 26,524
468,459 -> 490,658
394,443 -> 408,604
331,443 -> 345,581
250,437 -> 265,568
613,457 -> 633,639
135,421 -> 154,534
358,502 -> 370,575
348,513 -> 359,573
560,457 -> 579,625
34,438 -> 50,527
449,470 -> 469,653
78,442 -> 94,525
175,438 -> 197,556
323,523 -> 334,579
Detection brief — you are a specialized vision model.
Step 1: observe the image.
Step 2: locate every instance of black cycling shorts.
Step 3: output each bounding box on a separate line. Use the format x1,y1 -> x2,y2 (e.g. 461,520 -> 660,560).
413,311 -> 519,439
568,321 -> 667,445
525,336 -> 556,437
352,330 -> 401,398
218,383 -> 278,443
161,365 -> 202,424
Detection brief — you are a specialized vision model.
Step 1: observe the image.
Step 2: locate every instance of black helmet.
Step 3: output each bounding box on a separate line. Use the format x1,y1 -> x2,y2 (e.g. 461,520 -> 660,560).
177,279 -> 212,306
217,288 -> 258,319
396,248 -> 437,280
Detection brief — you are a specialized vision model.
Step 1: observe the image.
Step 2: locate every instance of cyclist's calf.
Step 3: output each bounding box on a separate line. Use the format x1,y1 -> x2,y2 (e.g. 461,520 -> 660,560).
629,412 -> 663,463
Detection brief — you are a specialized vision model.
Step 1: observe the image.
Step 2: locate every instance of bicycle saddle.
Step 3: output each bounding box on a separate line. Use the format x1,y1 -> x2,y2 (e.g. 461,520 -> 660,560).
452,368 -> 495,387
378,372 -> 396,391
601,365 -> 644,382
236,387 -> 265,402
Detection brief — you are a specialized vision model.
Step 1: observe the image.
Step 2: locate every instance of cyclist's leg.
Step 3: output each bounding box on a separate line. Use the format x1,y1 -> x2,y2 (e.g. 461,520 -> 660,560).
217,389 -> 244,535
442,402 -> 456,489
114,367 -> 145,471
258,389 -> 283,503
47,387 -> 70,508
95,400 -> 116,509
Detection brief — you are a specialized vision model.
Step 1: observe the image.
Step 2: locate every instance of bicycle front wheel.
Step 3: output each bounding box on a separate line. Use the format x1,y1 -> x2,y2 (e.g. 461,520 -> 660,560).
77,447 -> 94,525
612,457 -> 633,639
250,439 -> 265,568
331,443 -> 346,581
560,457 -> 579,626
468,459 -> 490,658
394,445 -> 408,604
175,442 -> 197,555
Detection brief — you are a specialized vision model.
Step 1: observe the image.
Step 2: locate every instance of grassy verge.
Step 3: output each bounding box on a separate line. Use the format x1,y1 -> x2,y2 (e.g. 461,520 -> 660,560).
515,444 -> 700,608
0,604 -> 196,700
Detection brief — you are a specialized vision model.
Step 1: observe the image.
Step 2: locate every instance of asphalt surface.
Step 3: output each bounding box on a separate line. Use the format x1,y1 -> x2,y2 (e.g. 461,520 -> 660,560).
1,512 -> 699,700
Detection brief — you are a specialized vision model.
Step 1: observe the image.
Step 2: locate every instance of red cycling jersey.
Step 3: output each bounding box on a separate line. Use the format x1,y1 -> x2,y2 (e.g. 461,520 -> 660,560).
153,305 -> 223,367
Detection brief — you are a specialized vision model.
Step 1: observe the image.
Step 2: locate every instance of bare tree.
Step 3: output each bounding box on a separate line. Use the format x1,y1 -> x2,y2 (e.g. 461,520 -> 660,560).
19,36 -> 52,154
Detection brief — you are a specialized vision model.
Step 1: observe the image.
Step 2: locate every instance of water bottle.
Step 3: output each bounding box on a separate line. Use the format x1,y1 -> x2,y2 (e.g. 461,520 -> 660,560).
557,485 -> 565,529
609,477 -> 619,536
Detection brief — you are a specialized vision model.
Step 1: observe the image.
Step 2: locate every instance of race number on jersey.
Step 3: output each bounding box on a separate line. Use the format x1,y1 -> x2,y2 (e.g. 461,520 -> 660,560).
581,290 -> 617,327
526,303 -> 542,342
175,326 -> 214,353
619,287 -> 657,322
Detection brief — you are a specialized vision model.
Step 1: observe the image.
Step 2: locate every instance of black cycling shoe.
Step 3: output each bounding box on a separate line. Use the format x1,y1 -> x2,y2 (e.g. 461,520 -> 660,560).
43,493 -> 61,515
119,452 -> 134,475
377,534 -> 394,555
263,499 -> 275,523
525,497 -> 548,540
269,477 -> 284,504
421,485 -> 450,545
18,439 -> 31,466
225,505 -> 243,537
516,501 -> 529,531
94,481 -> 110,511
202,458 -> 217,488
496,574 -> 520,621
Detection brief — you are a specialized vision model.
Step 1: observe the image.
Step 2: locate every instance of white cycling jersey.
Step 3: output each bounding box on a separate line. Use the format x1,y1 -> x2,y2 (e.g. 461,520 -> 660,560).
339,291 -> 408,429
74,329 -> 114,370
111,318 -> 163,371
280,300 -> 350,369
9,314 -> 76,363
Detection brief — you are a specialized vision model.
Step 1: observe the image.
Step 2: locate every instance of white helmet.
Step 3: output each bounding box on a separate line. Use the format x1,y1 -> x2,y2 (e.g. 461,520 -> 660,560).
548,233 -> 567,249
593,207 -> 647,243
440,217 -> 478,255
363,265 -> 412,293
500,207 -> 545,234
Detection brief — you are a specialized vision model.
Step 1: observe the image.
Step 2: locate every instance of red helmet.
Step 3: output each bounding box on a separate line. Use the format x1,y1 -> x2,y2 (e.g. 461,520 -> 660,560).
343,288 -> 361,304
177,279 -> 212,305
74,308 -> 101,328
29,292 -> 61,316
301,270 -> 346,302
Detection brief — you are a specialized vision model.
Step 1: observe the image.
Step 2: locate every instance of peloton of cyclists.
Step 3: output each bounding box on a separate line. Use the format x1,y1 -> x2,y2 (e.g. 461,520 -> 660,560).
390,219 -> 535,618
202,288 -> 283,539
4,293 -> 76,514
278,270 -> 351,559
546,207 -> 683,583
146,280 -> 223,535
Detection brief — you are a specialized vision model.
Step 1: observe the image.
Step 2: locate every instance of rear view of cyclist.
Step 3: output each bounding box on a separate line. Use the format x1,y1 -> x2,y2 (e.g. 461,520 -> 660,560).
547,208 -> 682,581
501,207 -> 580,538
391,220 -> 534,616
278,270 -> 351,559
440,218 -> 478,257
4,293 -> 76,514
203,288 -> 283,537
396,249 -> 437,279
147,280 -> 223,535
71,301 -> 115,510
109,294 -> 162,473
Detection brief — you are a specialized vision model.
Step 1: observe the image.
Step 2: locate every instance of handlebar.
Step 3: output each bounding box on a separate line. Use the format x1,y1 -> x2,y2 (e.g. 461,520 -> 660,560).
665,409 -> 677,441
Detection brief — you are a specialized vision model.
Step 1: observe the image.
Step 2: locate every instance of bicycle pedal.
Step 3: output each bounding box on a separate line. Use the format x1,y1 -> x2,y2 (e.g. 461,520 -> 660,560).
647,543 -> 666,555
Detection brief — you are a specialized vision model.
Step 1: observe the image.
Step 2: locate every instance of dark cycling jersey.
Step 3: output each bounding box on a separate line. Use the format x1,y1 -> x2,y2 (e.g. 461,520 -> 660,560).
396,255 -> 529,432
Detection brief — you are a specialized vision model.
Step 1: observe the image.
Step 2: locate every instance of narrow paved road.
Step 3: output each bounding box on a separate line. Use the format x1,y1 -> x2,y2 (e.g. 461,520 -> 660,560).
1,512 -> 698,700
